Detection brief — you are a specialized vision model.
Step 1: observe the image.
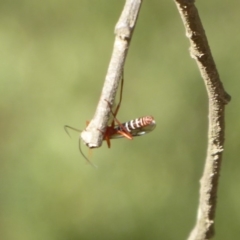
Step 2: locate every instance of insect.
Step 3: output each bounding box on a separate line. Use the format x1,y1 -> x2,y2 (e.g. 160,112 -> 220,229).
64,74 -> 156,166
65,115 -> 156,167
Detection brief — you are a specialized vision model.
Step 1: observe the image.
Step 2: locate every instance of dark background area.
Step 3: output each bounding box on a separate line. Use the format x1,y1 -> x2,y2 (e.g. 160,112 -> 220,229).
1,1 -> 239,239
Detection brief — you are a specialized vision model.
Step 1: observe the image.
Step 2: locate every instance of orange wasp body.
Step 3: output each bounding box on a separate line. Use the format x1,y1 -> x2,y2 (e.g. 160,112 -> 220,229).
65,75 -> 156,166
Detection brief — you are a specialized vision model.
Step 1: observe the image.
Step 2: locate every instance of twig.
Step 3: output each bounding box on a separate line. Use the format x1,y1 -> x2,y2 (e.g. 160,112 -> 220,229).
173,0 -> 231,239
81,0 -> 142,148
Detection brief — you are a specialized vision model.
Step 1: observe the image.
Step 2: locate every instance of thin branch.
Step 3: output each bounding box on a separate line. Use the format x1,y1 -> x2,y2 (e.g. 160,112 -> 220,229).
173,0 -> 231,240
81,0 -> 142,148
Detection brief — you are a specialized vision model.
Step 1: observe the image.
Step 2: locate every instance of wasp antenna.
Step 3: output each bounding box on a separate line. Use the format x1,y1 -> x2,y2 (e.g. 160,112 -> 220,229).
64,125 -> 82,138
79,138 -> 98,168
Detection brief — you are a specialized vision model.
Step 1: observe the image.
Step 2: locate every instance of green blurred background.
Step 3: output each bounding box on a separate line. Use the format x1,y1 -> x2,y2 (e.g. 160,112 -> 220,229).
1,1 -> 239,239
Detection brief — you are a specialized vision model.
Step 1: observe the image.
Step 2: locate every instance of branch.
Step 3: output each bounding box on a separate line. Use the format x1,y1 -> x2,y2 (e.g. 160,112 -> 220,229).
173,0 -> 231,239
81,0 -> 142,148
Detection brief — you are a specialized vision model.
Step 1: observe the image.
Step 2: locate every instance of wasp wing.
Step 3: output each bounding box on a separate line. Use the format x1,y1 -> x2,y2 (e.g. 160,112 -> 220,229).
110,119 -> 156,139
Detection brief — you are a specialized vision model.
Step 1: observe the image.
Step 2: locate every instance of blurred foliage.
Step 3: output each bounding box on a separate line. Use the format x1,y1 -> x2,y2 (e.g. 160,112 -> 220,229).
0,1 -> 239,239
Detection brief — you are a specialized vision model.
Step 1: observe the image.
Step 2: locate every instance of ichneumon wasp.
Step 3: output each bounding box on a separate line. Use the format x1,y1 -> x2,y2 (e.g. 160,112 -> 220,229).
64,74 -> 156,166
